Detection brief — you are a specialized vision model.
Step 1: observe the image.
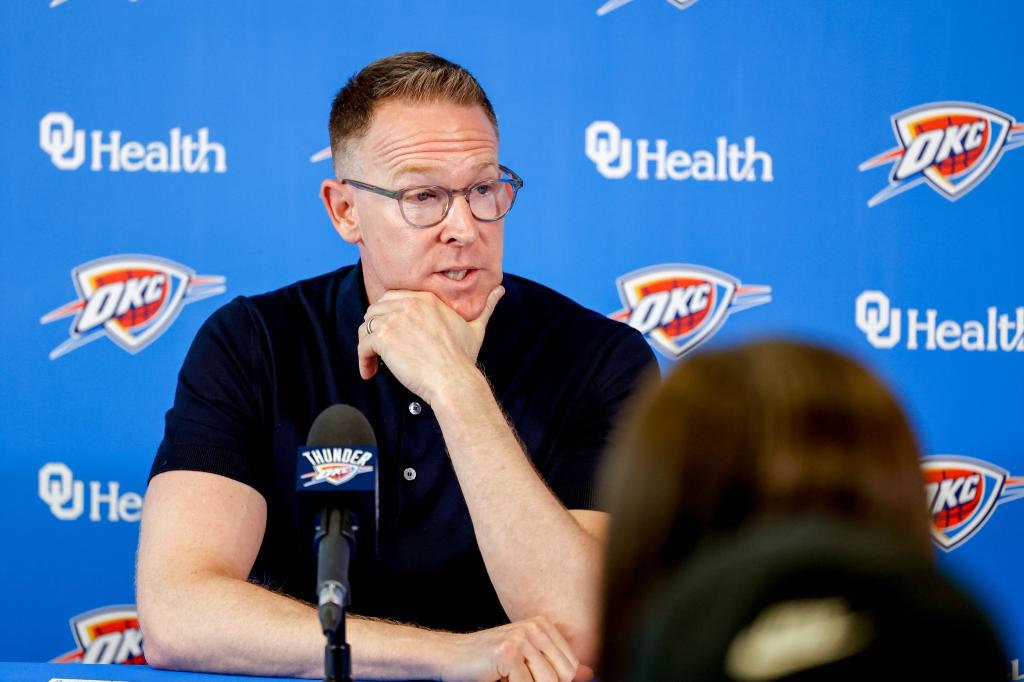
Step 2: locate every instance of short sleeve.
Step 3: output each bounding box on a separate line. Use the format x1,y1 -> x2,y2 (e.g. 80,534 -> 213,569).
543,325 -> 658,511
149,297 -> 270,497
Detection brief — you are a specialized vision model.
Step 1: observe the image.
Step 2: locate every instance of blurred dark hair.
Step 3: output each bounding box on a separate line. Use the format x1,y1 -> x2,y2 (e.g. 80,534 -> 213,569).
598,339 -> 933,678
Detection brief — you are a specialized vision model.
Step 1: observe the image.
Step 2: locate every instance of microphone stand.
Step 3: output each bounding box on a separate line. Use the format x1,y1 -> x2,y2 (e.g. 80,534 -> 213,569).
324,627 -> 350,682
316,507 -> 357,682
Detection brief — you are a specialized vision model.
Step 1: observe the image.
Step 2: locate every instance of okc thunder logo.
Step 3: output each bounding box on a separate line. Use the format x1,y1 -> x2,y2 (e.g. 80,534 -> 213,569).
922,455 -> 1024,552
40,254 -> 225,359
50,605 -> 145,664
610,264 -> 771,360
860,101 -> 1024,206
302,462 -> 372,487
299,447 -> 375,488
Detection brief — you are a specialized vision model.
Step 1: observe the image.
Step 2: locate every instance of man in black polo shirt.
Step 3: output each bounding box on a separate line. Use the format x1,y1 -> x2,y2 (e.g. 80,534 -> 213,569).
137,52 -> 655,681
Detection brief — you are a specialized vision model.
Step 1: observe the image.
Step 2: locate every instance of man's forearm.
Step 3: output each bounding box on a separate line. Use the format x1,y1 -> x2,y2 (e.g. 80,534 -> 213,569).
431,369 -> 604,658
140,571 -> 451,680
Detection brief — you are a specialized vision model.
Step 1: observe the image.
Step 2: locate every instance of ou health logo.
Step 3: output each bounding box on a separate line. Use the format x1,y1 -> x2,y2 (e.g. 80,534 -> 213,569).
610,264 -> 771,360
51,605 -> 145,664
860,101 -> 1024,206
923,455 -> 1024,552
40,255 -> 225,360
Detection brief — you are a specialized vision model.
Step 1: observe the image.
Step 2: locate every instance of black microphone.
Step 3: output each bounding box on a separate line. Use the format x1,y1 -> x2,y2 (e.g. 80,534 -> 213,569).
296,404 -> 378,682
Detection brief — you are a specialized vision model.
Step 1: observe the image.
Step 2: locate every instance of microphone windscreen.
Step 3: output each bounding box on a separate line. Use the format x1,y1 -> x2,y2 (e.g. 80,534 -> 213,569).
307,404 -> 376,447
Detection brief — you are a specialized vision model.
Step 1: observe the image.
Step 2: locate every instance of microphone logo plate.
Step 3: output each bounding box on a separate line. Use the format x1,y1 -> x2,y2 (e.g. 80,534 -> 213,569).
297,446 -> 376,490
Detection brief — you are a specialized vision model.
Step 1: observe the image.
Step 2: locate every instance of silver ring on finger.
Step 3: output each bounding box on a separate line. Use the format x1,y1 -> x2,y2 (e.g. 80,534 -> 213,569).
366,315 -> 377,336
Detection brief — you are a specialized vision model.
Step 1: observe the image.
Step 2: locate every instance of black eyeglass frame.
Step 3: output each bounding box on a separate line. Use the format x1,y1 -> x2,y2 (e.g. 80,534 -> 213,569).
341,164 -> 524,229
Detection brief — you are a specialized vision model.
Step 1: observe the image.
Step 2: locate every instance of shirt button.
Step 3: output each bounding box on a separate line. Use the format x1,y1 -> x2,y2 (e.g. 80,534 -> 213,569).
408,401 -> 422,415
403,467 -> 417,481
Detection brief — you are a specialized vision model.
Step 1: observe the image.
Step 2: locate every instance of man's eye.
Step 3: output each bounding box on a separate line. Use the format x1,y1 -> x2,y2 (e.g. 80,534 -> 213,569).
473,181 -> 497,196
409,190 -> 440,203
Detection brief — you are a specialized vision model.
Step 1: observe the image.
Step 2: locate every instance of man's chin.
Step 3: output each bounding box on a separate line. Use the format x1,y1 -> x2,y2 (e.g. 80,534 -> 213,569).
442,294 -> 487,322
431,272 -> 501,321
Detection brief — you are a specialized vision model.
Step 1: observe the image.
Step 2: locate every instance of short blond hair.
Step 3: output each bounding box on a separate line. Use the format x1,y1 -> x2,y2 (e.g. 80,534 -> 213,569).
328,52 -> 498,171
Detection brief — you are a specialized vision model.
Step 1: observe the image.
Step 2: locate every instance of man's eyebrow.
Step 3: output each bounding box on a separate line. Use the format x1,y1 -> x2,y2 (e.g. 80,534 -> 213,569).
392,164 -> 435,178
392,161 -> 499,182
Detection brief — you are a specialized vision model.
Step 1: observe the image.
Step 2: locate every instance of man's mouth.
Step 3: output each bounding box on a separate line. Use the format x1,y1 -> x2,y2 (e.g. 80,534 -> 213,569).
442,269 -> 470,281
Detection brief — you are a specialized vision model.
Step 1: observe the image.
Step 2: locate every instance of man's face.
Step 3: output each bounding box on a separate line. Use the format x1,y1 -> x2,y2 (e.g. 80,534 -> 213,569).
342,100 -> 505,321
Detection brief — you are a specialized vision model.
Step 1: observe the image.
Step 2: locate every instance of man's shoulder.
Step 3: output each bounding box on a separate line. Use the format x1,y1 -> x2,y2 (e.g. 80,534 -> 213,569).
494,274 -> 657,445
503,272 -> 636,336
500,272 -> 652,358
212,266 -> 353,320
246,265 -> 354,310
194,266 -> 357,351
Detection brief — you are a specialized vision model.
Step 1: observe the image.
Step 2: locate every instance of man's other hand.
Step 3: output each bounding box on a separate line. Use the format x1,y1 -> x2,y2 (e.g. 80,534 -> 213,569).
439,616 -> 592,682
357,285 -> 504,402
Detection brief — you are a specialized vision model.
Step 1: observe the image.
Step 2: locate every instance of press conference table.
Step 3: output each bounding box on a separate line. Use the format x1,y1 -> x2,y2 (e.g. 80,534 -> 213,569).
0,663 -> 313,682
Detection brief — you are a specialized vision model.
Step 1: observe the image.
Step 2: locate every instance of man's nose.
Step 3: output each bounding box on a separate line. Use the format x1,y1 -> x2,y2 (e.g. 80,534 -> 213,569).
439,194 -> 480,245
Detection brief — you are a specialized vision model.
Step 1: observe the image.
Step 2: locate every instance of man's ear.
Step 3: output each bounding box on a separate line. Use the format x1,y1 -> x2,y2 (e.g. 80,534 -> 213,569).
321,179 -> 361,244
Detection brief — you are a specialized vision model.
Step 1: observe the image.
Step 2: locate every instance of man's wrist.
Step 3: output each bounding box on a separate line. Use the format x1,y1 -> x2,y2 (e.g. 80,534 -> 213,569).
424,629 -> 459,681
428,363 -> 491,415
345,617 -> 458,681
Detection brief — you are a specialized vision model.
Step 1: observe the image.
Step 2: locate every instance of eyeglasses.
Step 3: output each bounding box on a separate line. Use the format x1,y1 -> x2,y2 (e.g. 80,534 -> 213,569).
341,165 -> 524,229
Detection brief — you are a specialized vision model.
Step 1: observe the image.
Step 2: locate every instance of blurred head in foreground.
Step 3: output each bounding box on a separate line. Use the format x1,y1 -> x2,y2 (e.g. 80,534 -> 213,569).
598,339 -> 1006,681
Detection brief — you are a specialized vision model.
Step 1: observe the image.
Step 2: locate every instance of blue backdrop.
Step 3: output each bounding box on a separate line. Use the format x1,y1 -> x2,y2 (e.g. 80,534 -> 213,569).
2,0 -> 1021,673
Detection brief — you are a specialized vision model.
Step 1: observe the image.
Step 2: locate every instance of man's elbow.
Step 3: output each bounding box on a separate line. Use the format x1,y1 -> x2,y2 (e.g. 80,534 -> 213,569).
137,580 -> 198,671
567,623 -> 599,669
546,594 -> 602,664
140,637 -> 180,672
137,599 -> 186,671
139,616 -> 185,670
532,609 -> 599,668
505,595 -> 600,663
